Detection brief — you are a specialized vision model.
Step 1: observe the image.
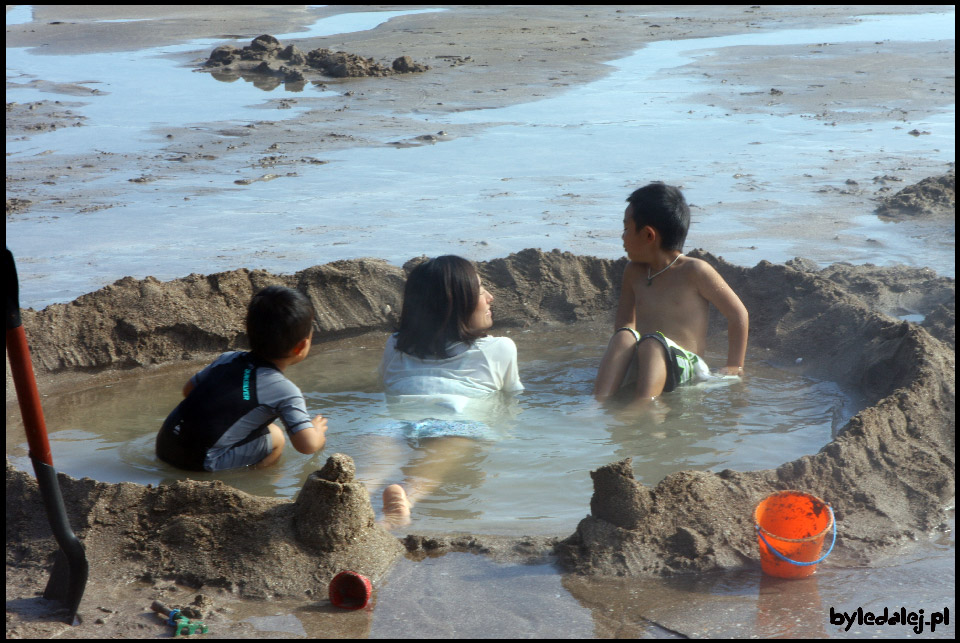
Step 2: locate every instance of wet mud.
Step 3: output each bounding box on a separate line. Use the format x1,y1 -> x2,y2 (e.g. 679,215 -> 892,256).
202,34 -> 430,86
6,250 -> 955,586
875,169 -> 955,220
6,99 -> 88,136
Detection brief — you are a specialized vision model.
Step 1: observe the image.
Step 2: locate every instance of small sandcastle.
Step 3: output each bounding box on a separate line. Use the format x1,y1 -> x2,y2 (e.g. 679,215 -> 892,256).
7,454 -> 403,599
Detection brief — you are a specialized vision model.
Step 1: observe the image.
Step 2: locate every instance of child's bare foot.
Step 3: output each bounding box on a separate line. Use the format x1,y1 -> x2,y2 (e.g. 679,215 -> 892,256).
379,484 -> 411,529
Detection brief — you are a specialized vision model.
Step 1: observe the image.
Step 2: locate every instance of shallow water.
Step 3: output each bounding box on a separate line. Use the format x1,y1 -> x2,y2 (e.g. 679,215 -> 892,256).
5,9 -> 445,155
195,521 -> 954,638
5,10 -> 955,309
5,327 -> 858,535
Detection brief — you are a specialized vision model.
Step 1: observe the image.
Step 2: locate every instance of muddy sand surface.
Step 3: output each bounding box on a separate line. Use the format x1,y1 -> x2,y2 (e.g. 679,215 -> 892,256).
6,4 -> 955,283
5,4 -> 956,639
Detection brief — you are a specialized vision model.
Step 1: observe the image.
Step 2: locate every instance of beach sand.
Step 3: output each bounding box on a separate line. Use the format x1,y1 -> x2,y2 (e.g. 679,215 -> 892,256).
5,4 -> 955,639
6,4 -> 954,248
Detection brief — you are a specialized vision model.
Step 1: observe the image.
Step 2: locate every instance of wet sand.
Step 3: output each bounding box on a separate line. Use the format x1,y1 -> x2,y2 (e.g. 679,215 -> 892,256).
5,4 -> 956,640
6,4 -> 956,294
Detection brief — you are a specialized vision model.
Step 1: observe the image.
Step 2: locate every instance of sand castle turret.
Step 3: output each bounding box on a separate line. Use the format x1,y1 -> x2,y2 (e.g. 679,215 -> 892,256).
293,453 -> 378,551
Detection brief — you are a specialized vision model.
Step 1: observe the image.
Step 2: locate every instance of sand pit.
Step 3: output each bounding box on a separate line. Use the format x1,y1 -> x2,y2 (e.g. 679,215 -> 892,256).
7,248 -> 954,580
5,5 -> 954,637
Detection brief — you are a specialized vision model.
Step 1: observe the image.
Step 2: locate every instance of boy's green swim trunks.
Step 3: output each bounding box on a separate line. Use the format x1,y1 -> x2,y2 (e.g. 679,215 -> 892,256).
618,328 -> 710,392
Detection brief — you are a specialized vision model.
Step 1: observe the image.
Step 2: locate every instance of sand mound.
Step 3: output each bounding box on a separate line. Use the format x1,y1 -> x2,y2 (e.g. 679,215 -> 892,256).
202,34 -> 429,84
7,249 -> 955,584
7,454 -> 402,599
875,169 -> 955,220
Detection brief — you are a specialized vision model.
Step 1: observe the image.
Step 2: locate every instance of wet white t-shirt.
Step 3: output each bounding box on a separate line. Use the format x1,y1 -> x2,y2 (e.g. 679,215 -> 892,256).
378,334 -> 524,403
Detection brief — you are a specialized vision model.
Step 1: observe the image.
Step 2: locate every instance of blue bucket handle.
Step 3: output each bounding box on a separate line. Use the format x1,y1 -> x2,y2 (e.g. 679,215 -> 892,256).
755,505 -> 835,567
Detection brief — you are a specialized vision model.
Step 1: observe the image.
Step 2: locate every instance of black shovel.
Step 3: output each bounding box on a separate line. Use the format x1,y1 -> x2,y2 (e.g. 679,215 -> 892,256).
5,247 -> 88,625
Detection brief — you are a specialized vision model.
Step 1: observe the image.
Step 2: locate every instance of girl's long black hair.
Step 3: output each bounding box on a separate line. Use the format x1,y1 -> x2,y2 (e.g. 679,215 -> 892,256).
395,255 -> 484,359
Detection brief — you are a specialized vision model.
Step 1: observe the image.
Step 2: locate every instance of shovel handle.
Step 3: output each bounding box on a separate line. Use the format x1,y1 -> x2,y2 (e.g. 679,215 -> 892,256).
7,325 -> 53,466
5,248 -> 53,466
6,247 -> 87,623
5,246 -> 23,330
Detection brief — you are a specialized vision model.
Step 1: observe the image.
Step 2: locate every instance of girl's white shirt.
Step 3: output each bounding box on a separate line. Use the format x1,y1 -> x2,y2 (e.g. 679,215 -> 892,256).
379,334 -> 523,412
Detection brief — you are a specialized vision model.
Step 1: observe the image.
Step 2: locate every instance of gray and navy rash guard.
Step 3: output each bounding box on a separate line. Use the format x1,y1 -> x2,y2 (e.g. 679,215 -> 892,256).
158,351 -> 313,470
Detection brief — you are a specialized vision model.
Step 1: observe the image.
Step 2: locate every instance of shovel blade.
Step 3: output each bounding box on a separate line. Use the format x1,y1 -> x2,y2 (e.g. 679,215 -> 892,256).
43,550 -> 87,625
33,459 -> 88,625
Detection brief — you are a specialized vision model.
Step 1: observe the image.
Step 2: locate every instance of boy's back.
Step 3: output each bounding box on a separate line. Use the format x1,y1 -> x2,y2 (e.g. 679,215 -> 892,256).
157,350 -> 314,471
156,285 -> 327,471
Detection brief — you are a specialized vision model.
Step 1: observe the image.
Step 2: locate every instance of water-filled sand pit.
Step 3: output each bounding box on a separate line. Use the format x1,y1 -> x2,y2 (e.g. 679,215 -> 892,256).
5,4 -> 954,637
6,250 -> 954,627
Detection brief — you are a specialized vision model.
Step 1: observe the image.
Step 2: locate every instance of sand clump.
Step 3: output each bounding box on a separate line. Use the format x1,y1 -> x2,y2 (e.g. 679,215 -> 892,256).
202,34 -> 429,83
6,249 -> 955,587
6,100 -> 88,136
875,169 -> 955,220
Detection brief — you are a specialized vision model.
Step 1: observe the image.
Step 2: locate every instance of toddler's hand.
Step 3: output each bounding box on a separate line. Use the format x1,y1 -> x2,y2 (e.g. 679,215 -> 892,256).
313,414 -> 328,435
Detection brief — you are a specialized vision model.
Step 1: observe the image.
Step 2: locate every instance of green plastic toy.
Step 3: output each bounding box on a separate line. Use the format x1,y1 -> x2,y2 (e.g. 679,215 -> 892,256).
151,600 -> 208,636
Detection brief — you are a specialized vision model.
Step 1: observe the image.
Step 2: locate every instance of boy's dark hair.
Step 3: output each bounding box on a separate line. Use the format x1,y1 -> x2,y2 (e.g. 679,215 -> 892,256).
396,255 -> 484,359
626,182 -> 690,251
246,286 -> 315,359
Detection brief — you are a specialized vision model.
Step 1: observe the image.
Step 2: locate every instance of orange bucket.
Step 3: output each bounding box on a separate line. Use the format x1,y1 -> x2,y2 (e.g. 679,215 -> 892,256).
754,490 -> 835,579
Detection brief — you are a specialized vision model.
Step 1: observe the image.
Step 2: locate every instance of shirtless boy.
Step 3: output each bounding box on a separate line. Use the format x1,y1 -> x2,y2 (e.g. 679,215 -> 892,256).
593,183 -> 749,402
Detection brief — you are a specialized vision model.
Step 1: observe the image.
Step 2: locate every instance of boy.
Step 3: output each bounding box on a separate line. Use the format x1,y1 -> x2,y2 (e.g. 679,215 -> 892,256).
156,285 -> 327,471
593,183 -> 749,402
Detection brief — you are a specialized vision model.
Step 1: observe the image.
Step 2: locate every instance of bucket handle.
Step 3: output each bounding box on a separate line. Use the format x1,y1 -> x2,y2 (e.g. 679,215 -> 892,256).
755,505 -> 836,567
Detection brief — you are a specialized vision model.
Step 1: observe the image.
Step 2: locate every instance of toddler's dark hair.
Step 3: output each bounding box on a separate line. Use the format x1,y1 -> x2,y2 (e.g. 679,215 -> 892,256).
246,285 -> 315,359
396,255 -> 484,359
626,182 -> 690,251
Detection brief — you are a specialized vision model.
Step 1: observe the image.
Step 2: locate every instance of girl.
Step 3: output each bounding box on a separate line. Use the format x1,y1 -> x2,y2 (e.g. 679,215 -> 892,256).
376,255 -> 523,526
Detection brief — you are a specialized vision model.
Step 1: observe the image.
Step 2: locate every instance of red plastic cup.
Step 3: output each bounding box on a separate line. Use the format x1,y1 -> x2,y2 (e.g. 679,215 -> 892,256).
329,571 -> 372,609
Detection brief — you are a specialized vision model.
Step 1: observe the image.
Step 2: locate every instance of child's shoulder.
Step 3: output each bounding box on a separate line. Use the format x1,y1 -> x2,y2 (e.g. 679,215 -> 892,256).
677,255 -> 716,275
678,256 -> 743,296
475,335 -> 517,353
200,350 -> 246,372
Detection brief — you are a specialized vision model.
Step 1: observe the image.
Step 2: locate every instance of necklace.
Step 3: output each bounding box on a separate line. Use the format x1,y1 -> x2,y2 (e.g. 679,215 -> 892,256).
647,254 -> 682,286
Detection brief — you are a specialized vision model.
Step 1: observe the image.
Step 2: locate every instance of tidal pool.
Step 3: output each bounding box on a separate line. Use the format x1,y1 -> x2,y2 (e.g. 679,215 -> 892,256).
5,325 -> 858,535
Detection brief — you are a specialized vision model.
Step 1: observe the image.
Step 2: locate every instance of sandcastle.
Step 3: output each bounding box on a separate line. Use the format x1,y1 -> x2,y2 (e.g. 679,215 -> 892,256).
7,453 -> 403,599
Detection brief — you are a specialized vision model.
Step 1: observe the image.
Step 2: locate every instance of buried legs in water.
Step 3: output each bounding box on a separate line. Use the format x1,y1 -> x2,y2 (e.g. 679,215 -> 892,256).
367,436 -> 483,529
